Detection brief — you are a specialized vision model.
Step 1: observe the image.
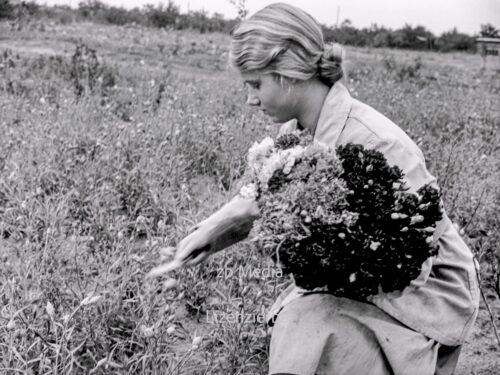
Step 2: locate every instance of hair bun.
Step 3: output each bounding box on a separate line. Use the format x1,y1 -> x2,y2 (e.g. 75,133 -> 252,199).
322,43 -> 344,63
318,42 -> 345,86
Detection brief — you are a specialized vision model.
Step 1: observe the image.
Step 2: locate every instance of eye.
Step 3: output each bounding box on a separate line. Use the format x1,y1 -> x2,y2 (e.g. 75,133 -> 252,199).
244,81 -> 261,90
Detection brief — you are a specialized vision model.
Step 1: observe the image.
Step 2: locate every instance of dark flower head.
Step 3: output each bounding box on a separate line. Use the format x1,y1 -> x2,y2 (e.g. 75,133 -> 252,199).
275,133 -> 301,150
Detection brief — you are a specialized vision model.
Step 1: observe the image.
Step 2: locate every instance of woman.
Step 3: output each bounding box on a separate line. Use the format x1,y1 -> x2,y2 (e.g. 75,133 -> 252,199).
153,3 -> 479,374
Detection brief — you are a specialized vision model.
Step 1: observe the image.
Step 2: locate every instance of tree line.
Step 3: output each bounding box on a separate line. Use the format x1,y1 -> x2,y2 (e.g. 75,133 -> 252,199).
1,0 -> 499,53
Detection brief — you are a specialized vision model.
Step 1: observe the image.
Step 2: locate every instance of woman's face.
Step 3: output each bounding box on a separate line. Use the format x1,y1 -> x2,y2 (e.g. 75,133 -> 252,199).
241,72 -> 298,123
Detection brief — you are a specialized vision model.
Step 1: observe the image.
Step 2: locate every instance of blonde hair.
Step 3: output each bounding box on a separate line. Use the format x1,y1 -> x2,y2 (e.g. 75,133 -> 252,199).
229,3 -> 344,87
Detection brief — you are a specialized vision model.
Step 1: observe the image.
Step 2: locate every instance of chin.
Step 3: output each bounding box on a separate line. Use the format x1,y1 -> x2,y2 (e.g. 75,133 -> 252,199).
267,113 -> 288,123
276,115 -> 293,124
265,114 -> 278,123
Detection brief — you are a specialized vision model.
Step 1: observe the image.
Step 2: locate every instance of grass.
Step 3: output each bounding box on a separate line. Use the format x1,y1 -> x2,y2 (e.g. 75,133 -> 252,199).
0,20 -> 499,374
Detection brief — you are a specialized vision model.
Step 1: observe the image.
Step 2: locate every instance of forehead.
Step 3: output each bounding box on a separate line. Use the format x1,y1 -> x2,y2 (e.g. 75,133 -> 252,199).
241,72 -> 275,84
241,72 -> 261,82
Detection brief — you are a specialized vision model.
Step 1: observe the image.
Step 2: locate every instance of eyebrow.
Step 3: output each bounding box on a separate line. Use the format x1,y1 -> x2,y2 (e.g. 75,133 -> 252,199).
243,79 -> 260,85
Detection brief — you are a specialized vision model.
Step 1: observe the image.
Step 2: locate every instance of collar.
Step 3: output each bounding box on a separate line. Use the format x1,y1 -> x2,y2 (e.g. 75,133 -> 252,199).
313,81 -> 353,145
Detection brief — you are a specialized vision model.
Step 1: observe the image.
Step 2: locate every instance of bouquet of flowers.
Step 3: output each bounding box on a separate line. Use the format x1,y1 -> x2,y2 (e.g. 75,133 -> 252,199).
239,131 -> 443,300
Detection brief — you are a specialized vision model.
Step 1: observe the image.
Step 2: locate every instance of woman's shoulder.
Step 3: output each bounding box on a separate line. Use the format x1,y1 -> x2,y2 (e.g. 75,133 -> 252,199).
340,99 -> 425,160
338,100 -> 435,190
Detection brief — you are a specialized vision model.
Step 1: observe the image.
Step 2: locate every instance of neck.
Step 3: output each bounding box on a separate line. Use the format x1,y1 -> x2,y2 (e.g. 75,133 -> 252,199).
295,79 -> 331,135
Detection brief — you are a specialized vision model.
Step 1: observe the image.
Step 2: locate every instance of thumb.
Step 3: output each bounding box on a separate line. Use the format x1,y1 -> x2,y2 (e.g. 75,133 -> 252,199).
176,243 -> 212,264
184,249 -> 211,267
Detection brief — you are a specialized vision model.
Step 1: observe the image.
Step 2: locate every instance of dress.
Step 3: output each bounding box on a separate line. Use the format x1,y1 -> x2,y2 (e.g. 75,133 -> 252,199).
266,82 -> 479,375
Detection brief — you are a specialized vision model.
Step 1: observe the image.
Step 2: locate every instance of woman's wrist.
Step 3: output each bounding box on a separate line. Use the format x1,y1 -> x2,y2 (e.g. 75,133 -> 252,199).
200,196 -> 260,253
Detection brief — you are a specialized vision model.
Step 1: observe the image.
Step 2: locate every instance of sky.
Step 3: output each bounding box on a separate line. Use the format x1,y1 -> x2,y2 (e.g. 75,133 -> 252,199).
39,0 -> 500,35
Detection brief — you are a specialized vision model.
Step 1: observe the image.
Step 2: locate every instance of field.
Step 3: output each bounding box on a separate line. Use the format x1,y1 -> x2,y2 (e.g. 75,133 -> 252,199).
0,20 -> 499,374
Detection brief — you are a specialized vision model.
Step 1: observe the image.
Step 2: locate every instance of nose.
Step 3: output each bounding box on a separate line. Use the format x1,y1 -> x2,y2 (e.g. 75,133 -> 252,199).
246,92 -> 260,107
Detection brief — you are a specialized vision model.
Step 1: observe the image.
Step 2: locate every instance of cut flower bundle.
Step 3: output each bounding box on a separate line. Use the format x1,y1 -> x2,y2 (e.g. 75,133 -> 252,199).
239,131 -> 443,299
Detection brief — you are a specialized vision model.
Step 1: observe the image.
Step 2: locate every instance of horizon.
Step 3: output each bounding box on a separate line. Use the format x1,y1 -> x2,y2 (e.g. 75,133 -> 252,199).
36,0 -> 500,36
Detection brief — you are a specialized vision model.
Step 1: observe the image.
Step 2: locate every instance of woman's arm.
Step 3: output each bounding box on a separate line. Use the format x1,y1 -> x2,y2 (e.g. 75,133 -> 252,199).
151,120 -> 307,274
174,195 -> 260,265
148,195 -> 259,277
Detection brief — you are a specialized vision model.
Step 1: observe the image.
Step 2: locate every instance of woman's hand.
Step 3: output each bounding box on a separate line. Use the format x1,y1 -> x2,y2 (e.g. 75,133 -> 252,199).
174,224 -> 215,265
147,196 -> 260,278
146,228 -> 213,278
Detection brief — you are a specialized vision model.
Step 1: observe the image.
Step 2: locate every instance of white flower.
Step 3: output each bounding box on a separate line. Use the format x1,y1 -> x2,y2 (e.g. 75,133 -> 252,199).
283,156 -> 296,175
410,215 -> 424,225
140,324 -> 155,338
247,137 -> 275,171
46,302 -> 55,318
248,139 -> 308,189
239,183 -> 258,200
192,336 -> 202,349
258,153 -> 284,189
6,319 -> 16,330
349,273 -> 357,283
282,146 -> 305,174
62,314 -> 71,324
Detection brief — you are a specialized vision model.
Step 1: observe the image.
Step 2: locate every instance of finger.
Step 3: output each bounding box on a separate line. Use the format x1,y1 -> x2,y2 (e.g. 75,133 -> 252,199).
175,246 -> 193,263
176,244 -> 211,263
146,259 -> 183,279
185,251 -> 209,267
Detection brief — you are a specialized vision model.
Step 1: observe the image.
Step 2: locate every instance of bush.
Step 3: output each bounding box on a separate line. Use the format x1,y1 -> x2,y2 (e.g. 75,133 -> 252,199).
44,5 -> 76,24
382,55 -> 423,81
77,0 -> 106,19
436,28 -> 476,52
101,6 -> 139,25
323,20 -> 367,46
0,0 -> 14,19
69,43 -> 117,98
144,1 -> 179,29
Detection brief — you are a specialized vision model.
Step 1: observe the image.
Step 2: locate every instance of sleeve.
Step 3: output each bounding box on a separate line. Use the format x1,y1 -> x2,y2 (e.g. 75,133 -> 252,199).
197,194 -> 260,253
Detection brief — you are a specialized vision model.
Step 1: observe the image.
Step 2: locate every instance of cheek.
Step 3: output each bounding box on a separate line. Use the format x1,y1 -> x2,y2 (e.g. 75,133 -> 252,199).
276,94 -> 294,112
261,82 -> 285,107
266,91 -> 287,109
259,89 -> 274,104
